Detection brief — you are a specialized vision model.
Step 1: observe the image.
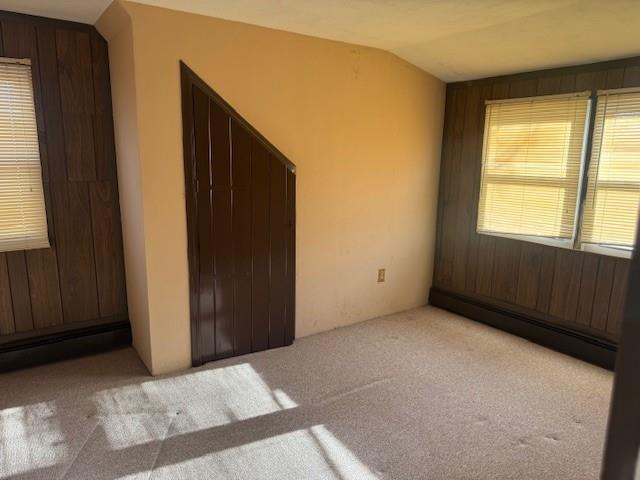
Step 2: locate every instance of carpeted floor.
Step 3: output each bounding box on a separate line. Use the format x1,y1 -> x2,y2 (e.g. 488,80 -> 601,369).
0,306 -> 613,480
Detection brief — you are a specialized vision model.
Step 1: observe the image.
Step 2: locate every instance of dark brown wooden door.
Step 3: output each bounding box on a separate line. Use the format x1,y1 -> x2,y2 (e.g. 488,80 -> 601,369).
181,63 -> 295,366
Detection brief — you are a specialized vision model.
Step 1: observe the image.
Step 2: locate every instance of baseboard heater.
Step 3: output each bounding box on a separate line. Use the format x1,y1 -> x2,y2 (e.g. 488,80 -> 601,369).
0,320 -> 132,372
429,287 -> 617,370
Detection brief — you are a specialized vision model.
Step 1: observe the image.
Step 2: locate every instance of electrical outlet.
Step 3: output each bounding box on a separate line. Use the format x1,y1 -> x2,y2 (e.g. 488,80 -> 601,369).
377,268 -> 385,282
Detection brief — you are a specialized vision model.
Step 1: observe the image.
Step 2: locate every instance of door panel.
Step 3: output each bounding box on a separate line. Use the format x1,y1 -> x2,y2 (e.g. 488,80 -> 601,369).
269,157 -> 288,348
285,168 -> 296,345
250,141 -> 272,353
181,63 -> 296,365
213,184 -> 233,359
192,87 -> 215,362
231,121 -> 253,355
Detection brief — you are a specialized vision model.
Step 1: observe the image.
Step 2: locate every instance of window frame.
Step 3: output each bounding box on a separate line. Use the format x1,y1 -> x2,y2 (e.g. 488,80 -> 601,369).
576,86 -> 640,259
477,87 -> 638,259
0,56 -> 52,253
477,91 -> 592,250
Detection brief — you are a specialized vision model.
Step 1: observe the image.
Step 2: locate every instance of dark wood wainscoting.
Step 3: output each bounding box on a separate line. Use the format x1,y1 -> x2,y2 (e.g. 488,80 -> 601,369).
0,11 -> 128,366
181,62 -> 296,366
432,56 -> 640,358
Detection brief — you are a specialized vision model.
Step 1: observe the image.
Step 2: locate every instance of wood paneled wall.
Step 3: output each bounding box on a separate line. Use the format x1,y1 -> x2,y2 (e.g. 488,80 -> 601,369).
433,56 -> 640,342
0,12 -> 126,341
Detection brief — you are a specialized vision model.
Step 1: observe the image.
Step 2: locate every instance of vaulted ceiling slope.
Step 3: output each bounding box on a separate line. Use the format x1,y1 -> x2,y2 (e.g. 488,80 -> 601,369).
1,0 -> 639,81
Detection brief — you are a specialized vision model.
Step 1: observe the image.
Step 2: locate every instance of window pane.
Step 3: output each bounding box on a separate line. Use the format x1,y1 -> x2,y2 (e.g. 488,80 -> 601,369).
580,90 -> 640,250
479,182 -> 573,237
0,60 -> 49,252
477,94 -> 590,240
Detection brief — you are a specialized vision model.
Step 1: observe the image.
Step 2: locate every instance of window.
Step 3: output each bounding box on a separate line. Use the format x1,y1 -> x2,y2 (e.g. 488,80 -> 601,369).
477,88 -> 640,257
580,89 -> 640,253
478,92 -> 591,246
0,58 -> 49,252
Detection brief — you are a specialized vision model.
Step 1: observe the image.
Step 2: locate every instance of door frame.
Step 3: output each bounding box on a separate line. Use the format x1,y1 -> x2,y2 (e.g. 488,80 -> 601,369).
179,61 -> 296,366
601,216 -> 640,479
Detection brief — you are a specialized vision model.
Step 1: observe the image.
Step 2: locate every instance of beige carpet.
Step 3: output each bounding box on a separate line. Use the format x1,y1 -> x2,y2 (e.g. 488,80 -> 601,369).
0,306 -> 612,480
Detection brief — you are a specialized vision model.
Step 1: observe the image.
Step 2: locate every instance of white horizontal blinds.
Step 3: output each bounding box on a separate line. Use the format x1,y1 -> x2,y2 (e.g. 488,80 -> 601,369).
477,93 -> 590,240
0,59 -> 49,252
580,89 -> 640,249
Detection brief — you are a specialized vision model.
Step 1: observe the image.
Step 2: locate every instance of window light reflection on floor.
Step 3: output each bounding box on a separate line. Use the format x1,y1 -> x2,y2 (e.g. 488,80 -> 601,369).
0,402 -> 67,477
1,362 -> 378,479
148,425 -> 378,480
92,363 -> 298,450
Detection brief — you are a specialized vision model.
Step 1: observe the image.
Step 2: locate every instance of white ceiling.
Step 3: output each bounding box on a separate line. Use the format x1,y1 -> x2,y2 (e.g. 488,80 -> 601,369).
2,0 -> 640,81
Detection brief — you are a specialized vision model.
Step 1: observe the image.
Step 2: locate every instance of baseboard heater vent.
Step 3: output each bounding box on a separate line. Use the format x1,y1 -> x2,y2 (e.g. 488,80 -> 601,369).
0,320 -> 131,372
429,287 -> 616,370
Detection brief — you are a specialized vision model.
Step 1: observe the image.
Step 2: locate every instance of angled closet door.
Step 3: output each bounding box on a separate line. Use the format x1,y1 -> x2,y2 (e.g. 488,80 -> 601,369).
181,63 -> 296,366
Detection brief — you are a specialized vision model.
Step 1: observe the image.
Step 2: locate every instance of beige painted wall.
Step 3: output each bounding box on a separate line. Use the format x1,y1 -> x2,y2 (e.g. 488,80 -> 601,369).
97,0 -> 445,375
98,1 -> 153,369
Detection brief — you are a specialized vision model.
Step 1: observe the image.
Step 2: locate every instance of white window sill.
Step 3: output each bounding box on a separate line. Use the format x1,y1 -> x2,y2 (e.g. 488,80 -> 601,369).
477,231 -> 575,250
478,231 -> 633,259
580,243 -> 632,259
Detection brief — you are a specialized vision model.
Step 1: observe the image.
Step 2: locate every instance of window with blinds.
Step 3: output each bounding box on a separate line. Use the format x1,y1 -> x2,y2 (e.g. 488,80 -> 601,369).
0,58 -> 49,252
477,93 -> 591,244
579,88 -> 640,251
